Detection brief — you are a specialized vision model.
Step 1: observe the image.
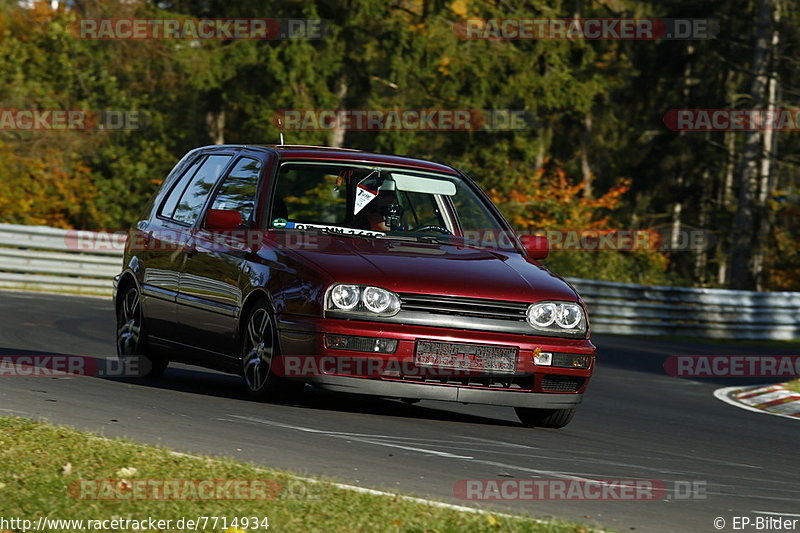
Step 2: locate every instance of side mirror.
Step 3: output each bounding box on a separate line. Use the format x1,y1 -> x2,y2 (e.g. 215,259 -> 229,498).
206,209 -> 242,230
521,234 -> 548,260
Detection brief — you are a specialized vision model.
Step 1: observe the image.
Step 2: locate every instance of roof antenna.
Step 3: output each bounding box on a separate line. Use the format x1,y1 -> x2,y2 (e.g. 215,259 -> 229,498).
276,115 -> 285,145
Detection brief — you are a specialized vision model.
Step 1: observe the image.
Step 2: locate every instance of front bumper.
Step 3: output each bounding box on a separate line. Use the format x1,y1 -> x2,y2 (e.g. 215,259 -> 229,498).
276,315 -> 595,408
312,374 -> 583,408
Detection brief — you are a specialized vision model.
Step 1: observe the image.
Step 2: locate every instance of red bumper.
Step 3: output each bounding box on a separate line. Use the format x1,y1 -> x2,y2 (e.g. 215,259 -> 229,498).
276,315 -> 595,408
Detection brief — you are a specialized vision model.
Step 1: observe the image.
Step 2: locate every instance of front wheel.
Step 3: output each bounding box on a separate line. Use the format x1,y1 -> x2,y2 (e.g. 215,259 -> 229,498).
515,407 -> 576,429
240,301 -> 304,402
116,285 -> 168,378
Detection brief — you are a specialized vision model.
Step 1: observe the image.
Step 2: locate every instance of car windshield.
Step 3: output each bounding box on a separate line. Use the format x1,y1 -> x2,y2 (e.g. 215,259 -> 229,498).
270,162 -> 518,251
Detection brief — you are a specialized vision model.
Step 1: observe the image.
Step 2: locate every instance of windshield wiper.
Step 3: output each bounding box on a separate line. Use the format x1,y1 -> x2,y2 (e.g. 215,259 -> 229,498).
380,233 -> 454,245
413,234 -> 452,244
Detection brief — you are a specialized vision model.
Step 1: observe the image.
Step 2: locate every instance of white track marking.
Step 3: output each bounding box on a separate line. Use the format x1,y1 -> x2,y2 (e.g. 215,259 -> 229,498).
460,435 -> 541,449
229,415 -> 474,459
228,414 -> 598,482
0,408 -> 29,414
83,432 -> 554,525
293,474 -> 532,519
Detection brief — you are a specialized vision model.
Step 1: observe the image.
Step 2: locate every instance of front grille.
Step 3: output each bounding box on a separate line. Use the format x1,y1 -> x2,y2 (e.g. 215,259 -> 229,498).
541,375 -> 584,392
401,374 -> 534,391
399,293 -> 528,321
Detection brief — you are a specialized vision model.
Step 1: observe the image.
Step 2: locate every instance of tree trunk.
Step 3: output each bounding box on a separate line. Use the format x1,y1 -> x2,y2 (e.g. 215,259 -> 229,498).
580,113 -> 593,198
670,44 -> 695,259
327,74 -> 348,148
728,0 -> 774,289
204,89 -> 225,145
535,125 -> 551,170
752,4 -> 781,290
694,168 -> 710,284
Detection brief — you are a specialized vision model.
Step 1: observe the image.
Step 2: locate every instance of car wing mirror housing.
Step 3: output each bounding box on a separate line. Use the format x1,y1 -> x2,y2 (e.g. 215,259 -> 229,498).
206,209 -> 242,230
521,234 -> 549,260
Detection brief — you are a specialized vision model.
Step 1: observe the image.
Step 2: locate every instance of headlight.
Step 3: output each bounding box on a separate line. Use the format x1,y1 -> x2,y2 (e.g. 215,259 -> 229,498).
330,284 -> 360,310
529,302 -> 556,327
326,284 -> 400,317
362,286 -> 398,314
526,301 -> 586,337
556,303 -> 582,329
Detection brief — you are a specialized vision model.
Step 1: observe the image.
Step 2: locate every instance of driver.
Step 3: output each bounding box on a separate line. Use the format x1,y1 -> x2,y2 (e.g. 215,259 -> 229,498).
364,192 -> 405,231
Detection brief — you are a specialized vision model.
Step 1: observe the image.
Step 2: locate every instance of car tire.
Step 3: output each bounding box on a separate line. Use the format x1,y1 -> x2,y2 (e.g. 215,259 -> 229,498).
240,300 -> 304,402
116,285 -> 168,378
514,407 -> 576,429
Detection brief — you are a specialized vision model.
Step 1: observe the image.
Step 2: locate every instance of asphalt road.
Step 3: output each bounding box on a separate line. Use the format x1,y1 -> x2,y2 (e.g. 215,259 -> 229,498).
0,291 -> 797,532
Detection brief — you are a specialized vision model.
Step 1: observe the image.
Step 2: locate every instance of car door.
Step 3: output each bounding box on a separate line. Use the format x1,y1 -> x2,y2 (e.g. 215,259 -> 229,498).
176,150 -> 270,361
142,150 -> 237,345
138,153 -> 208,342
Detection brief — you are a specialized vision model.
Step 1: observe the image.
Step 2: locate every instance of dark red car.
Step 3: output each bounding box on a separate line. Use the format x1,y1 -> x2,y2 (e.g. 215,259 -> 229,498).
114,145 -> 595,428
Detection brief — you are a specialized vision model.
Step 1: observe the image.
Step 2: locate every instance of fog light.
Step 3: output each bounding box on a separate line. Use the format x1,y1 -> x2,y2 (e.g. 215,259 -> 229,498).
325,335 -> 349,349
324,335 -> 397,354
373,338 -> 398,353
550,353 -> 592,369
572,355 -> 591,368
533,350 -> 553,366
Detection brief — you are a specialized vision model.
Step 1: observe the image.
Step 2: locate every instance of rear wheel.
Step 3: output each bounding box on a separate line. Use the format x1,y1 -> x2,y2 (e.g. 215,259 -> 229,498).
116,285 -> 168,378
241,301 -> 304,402
515,407 -> 576,429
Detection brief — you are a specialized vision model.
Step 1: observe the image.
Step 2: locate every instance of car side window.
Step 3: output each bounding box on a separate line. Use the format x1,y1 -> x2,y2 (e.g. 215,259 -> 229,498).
209,157 -> 262,225
450,179 -> 497,234
272,165 -> 347,225
159,156 -> 204,220
169,155 -> 233,225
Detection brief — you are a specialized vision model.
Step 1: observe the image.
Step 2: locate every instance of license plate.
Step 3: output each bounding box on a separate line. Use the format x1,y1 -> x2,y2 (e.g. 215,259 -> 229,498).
414,341 -> 518,374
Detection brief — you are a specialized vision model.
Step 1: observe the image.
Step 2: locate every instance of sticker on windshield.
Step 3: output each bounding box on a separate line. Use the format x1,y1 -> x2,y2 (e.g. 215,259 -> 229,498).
272,218 -> 294,229
353,170 -> 383,215
354,183 -> 378,215
293,223 -> 385,238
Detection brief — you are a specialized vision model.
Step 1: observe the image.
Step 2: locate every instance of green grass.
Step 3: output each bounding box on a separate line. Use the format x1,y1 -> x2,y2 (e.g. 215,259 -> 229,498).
0,417 -> 598,533
785,379 -> 800,393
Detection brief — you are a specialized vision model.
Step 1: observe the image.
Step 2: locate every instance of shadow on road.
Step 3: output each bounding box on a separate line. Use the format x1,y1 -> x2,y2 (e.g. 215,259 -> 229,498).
0,346 -> 522,427
592,334 -> 796,387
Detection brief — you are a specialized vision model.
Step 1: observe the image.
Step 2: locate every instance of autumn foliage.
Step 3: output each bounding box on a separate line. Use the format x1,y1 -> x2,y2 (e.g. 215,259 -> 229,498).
491,160 -> 631,231
490,160 -> 669,284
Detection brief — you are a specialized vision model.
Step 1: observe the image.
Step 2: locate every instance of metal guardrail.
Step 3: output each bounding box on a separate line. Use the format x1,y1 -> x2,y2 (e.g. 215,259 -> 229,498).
0,224 -> 120,295
567,278 -> 800,340
0,223 -> 796,340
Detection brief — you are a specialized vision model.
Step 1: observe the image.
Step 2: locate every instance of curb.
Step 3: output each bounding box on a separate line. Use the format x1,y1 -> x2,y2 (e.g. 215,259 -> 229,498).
714,383 -> 800,421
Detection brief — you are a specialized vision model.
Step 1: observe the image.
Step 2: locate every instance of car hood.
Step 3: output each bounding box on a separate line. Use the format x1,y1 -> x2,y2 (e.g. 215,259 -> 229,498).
278,235 -> 579,303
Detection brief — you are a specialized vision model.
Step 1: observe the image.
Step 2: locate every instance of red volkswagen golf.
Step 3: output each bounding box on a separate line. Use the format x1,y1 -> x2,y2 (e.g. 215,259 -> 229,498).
114,145 -> 596,428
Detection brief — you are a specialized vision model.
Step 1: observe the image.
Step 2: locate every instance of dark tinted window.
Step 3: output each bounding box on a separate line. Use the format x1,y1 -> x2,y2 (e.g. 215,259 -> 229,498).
272,164 -> 348,225
210,157 -> 262,224
170,155 -> 232,224
160,156 -> 203,220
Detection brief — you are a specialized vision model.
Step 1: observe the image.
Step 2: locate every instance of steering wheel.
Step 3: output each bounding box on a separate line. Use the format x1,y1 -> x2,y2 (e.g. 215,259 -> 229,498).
412,225 -> 453,235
